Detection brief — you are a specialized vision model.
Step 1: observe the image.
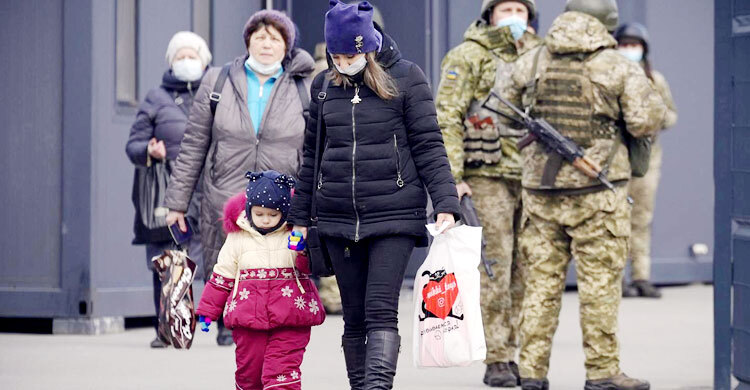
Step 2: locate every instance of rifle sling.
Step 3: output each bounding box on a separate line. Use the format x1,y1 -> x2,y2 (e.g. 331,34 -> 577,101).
527,179 -> 628,197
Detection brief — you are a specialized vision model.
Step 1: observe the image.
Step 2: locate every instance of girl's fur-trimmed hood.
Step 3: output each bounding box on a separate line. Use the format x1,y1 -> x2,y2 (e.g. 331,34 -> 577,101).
223,192 -> 247,234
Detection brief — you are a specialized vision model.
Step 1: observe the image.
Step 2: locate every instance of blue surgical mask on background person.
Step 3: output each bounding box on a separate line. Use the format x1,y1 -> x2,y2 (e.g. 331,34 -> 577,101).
334,55 -> 367,76
496,15 -> 527,41
618,47 -> 644,63
172,58 -> 204,82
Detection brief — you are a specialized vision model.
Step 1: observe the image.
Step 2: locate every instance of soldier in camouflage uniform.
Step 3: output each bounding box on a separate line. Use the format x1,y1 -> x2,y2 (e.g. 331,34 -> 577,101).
495,1 -> 666,389
615,23 -> 679,299
435,0 -> 542,387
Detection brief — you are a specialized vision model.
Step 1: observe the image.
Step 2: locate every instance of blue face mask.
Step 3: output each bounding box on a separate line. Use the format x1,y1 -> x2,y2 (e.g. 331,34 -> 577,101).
618,47 -> 644,63
496,15 -> 527,41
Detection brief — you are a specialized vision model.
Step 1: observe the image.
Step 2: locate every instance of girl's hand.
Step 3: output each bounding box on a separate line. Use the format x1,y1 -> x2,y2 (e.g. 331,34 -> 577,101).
148,137 -> 167,160
292,226 -> 308,241
435,213 -> 455,233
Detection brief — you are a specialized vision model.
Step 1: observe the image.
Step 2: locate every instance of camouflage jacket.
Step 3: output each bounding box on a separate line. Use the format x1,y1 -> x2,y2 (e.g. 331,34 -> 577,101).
436,21 -> 542,183
497,12 -> 666,191
651,69 -> 678,139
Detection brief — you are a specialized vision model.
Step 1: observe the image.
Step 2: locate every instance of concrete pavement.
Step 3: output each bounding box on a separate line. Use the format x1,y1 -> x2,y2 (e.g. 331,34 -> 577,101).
0,284 -> 713,389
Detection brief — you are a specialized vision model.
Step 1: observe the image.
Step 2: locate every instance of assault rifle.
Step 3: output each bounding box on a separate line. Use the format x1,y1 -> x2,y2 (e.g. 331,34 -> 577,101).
460,196 -> 496,279
482,91 -> 617,193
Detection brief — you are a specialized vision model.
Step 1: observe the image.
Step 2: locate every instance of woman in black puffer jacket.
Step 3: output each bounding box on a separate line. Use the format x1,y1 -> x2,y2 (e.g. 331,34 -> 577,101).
288,2 -> 460,388
125,31 -> 211,348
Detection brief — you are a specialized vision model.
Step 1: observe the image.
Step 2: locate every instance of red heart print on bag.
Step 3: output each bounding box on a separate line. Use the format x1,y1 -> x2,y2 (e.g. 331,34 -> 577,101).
422,272 -> 459,320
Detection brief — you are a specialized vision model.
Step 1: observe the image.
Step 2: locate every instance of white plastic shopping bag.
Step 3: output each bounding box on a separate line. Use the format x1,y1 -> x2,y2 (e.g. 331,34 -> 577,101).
412,224 -> 486,367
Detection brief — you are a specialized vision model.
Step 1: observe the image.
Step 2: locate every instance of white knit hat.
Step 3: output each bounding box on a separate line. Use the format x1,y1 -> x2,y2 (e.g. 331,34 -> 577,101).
165,31 -> 212,67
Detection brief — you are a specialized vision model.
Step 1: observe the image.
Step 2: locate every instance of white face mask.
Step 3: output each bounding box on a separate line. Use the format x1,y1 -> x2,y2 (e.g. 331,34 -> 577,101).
618,47 -> 644,63
245,54 -> 283,76
172,58 -> 204,82
334,55 -> 367,76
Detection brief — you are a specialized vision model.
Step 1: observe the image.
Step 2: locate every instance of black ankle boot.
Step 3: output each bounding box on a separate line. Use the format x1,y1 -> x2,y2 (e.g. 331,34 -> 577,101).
342,336 -> 367,390
364,330 -> 400,390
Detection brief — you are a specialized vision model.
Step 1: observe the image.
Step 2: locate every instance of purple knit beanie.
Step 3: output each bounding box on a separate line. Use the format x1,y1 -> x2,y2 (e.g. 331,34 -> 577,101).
325,0 -> 382,55
242,10 -> 296,55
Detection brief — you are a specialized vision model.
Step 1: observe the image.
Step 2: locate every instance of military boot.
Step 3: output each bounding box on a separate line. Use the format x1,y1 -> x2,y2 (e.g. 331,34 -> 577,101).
520,378 -> 549,390
632,280 -> 662,298
584,373 -> 650,390
622,280 -> 639,298
509,361 -> 521,385
483,363 -> 517,387
342,336 -> 367,390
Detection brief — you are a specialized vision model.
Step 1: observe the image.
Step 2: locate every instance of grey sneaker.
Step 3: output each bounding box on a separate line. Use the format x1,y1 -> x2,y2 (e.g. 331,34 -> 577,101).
150,336 -> 167,348
584,373 -> 650,390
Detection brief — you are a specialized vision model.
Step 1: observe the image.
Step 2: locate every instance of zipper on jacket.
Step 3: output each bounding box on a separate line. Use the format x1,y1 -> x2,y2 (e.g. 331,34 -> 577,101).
318,139 -> 328,190
351,84 -> 361,242
393,134 -> 404,188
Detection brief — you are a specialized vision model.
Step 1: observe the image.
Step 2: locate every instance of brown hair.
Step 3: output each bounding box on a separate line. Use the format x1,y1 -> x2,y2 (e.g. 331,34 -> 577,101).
243,20 -> 291,54
330,52 -> 399,100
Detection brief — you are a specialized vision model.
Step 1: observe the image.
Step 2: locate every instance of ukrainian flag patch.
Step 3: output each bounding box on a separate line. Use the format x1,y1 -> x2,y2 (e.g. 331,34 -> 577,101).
446,70 -> 458,80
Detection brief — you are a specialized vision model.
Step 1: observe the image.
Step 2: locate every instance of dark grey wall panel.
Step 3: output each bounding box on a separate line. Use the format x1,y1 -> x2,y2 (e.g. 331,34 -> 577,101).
138,0 -> 191,100
646,0 -> 714,271
211,0 -> 261,65
0,1 -> 63,289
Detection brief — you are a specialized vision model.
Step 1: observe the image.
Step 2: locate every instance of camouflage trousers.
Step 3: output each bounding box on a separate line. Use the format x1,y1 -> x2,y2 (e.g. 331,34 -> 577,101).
318,276 -> 342,312
628,145 -> 662,281
466,176 -> 525,364
518,187 -> 631,380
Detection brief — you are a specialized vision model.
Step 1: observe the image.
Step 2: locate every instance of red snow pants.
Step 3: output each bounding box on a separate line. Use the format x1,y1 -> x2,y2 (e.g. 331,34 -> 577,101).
233,326 -> 311,390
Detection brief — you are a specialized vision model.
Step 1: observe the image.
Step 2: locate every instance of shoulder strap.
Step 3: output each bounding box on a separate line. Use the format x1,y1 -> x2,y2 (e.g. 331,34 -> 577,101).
310,76 -> 331,222
523,45 -> 546,113
294,75 -> 310,119
210,63 -> 231,116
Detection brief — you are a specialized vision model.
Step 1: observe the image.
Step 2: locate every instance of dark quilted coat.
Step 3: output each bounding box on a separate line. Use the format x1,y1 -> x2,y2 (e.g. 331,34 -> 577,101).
288,30 -> 460,246
126,70 -> 202,244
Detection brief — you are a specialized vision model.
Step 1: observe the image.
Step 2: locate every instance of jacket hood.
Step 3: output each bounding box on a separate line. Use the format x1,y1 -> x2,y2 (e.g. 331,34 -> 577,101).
545,11 -> 617,54
463,20 -> 516,51
222,192 -> 288,236
161,69 -> 202,93
374,23 -> 401,68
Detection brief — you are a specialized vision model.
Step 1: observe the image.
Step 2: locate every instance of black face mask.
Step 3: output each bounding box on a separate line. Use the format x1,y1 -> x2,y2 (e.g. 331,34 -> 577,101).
250,218 -> 286,236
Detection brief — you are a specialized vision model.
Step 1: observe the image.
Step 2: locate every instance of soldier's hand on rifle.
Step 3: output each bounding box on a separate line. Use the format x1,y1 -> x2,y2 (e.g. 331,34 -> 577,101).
456,181 -> 473,199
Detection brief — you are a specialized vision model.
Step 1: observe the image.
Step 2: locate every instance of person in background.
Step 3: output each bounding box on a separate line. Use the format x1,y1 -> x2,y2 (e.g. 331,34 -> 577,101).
289,1 -> 460,388
164,10 -> 315,346
310,2 -> 385,316
435,0 -> 541,386
615,22 -> 678,299
126,31 -> 211,348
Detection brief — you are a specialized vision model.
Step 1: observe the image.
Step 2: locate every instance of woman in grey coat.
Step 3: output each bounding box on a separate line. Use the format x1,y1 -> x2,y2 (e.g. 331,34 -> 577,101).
164,10 -> 314,345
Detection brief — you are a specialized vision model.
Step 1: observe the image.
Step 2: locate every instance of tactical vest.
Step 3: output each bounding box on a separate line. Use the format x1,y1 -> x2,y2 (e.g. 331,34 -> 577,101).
463,60 -> 525,169
522,48 -> 627,191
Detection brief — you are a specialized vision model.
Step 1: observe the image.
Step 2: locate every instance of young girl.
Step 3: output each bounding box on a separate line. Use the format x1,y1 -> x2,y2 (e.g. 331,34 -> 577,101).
196,170 -> 325,390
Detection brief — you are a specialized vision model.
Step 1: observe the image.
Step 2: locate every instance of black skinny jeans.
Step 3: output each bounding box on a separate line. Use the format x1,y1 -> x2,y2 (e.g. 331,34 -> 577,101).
324,235 -> 416,339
